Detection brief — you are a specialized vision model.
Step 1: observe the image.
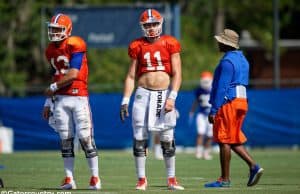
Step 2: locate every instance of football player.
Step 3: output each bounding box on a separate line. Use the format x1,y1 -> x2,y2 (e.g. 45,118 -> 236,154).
120,9 -> 184,190
189,71 -> 214,160
42,13 -> 101,190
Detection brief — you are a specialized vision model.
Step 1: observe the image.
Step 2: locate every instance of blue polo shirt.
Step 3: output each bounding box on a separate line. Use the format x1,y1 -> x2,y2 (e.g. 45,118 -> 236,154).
209,50 -> 249,115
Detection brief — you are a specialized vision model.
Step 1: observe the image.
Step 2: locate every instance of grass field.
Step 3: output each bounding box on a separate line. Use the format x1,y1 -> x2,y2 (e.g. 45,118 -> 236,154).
0,149 -> 299,194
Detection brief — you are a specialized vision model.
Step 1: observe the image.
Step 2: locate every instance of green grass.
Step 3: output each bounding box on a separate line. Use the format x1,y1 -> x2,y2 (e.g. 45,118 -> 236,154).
0,149 -> 299,193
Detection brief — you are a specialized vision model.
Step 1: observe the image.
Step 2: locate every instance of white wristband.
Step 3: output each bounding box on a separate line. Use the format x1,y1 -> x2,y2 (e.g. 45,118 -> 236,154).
168,90 -> 178,100
121,97 -> 130,105
49,82 -> 58,92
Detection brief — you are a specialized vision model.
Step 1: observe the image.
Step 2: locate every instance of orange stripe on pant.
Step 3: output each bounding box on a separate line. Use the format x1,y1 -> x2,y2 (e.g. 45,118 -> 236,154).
213,98 -> 248,144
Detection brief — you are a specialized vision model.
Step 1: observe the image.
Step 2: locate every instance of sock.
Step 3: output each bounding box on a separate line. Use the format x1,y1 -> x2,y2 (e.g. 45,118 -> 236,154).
164,156 -> 175,178
135,156 -> 146,178
87,156 -> 99,177
63,157 -> 74,178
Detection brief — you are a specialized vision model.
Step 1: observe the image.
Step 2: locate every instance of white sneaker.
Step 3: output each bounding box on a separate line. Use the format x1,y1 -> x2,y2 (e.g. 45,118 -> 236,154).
136,177 -> 147,190
167,177 -> 184,190
196,152 -> 203,159
204,153 -> 213,160
89,176 -> 101,190
203,150 -> 213,160
195,146 -> 204,159
60,177 -> 76,190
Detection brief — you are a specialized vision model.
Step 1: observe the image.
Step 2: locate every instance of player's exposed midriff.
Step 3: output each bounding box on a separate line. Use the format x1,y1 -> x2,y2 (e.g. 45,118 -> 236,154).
138,71 -> 170,90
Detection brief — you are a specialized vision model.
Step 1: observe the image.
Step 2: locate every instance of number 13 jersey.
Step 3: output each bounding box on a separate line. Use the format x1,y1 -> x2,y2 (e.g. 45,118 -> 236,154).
128,35 -> 181,78
45,36 -> 88,96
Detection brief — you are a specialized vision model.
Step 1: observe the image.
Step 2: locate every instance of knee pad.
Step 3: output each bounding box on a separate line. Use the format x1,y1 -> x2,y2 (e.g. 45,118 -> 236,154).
61,138 -> 74,158
161,140 -> 176,157
79,136 -> 98,158
133,139 -> 148,157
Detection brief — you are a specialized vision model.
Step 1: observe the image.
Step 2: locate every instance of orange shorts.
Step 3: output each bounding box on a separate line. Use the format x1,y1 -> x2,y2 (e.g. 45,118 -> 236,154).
213,98 -> 248,144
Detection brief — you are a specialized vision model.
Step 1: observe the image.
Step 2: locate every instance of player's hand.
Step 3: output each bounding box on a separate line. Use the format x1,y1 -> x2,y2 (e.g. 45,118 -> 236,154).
44,87 -> 55,97
120,104 -> 129,122
165,98 -> 175,113
42,106 -> 51,120
208,114 -> 215,124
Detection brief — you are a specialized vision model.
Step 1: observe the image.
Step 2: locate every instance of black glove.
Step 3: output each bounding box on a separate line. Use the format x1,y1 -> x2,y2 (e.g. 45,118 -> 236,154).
208,114 -> 215,124
120,104 -> 129,122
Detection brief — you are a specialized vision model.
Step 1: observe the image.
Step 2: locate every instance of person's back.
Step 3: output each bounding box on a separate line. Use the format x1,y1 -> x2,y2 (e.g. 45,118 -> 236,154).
221,50 -> 249,100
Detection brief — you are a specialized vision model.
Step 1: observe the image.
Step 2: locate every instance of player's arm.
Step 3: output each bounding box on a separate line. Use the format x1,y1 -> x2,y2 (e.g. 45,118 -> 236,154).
45,52 -> 83,97
165,52 -> 182,112
57,69 -> 79,87
189,98 -> 199,115
120,58 -> 137,122
123,58 -> 137,101
208,60 -> 233,123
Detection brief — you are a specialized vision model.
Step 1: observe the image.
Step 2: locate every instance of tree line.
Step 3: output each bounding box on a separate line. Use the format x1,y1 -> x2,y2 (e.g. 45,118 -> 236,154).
0,0 -> 298,96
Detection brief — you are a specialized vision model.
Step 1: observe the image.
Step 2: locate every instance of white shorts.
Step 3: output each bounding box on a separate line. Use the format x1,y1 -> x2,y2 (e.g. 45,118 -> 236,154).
132,87 -> 177,141
48,95 -> 93,140
196,113 -> 213,137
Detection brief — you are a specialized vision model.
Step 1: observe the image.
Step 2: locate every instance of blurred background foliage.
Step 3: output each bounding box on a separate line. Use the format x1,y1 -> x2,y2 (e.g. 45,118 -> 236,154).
0,0 -> 299,96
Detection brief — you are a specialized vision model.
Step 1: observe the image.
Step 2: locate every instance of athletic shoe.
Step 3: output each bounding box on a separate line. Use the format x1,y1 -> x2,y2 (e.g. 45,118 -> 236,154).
195,152 -> 203,159
204,177 -> 231,188
89,176 -> 101,190
167,177 -> 184,190
203,152 -> 213,160
136,177 -> 147,190
60,177 -> 76,190
247,164 -> 264,186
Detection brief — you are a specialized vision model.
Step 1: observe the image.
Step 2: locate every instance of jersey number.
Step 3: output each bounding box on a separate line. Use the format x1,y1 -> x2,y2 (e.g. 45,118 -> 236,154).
199,94 -> 211,107
144,51 -> 165,71
50,56 -> 70,75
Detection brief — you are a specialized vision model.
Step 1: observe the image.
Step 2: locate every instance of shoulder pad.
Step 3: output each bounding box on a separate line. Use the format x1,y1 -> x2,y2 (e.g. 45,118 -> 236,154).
129,37 -> 144,49
162,35 -> 179,44
66,36 -> 87,53
161,35 -> 181,53
128,37 -> 144,58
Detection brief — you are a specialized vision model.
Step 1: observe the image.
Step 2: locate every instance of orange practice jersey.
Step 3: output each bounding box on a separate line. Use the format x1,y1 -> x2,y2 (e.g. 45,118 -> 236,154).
45,36 -> 88,96
128,35 -> 181,78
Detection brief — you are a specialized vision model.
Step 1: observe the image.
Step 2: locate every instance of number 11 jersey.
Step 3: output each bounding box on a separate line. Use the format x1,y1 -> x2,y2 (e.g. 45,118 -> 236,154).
128,35 -> 181,78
